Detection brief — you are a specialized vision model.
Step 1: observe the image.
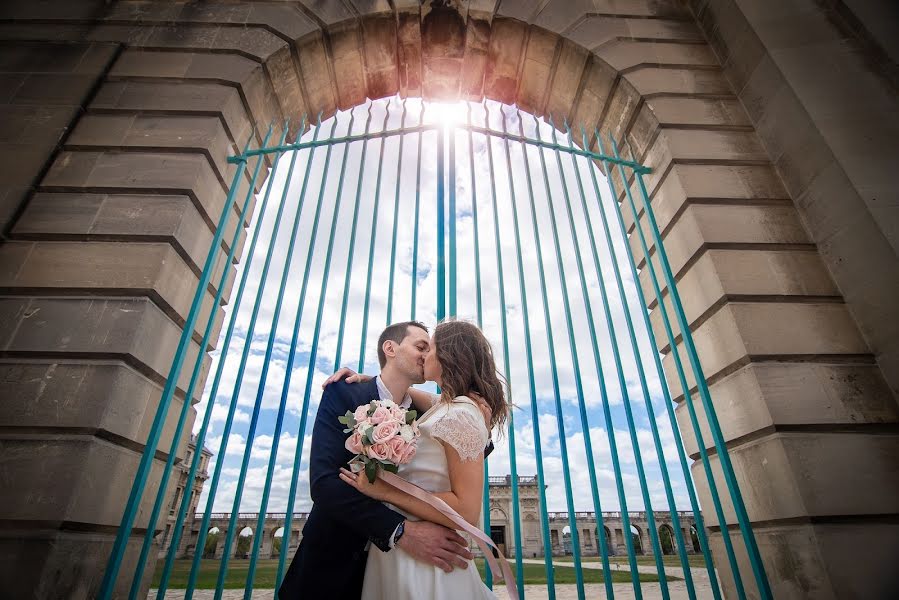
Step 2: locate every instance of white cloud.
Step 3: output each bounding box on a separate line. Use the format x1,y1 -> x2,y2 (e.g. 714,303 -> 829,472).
185,97 -> 696,520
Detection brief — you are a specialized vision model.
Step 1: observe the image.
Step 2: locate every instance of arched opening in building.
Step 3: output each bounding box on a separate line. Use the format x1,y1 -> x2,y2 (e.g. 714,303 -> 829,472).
659,523 -> 676,555
236,526 -> 253,559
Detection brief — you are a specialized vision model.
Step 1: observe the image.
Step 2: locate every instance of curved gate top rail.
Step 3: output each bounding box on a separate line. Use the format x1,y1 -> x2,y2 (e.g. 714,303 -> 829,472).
98,97 -> 771,600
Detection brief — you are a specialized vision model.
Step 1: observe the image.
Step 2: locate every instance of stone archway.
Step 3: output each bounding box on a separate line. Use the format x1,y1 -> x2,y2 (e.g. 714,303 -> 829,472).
0,2 -> 896,600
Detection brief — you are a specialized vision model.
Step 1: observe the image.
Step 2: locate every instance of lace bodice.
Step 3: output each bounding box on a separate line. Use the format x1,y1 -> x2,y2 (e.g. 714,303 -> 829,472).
394,396 -> 488,498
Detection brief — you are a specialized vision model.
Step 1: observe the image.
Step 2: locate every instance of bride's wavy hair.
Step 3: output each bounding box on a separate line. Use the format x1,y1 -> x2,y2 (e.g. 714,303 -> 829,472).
433,319 -> 510,435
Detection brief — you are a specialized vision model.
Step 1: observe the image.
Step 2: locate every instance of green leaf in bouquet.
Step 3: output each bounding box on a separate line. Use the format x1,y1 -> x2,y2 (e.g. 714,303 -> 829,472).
404,409 -> 417,425
362,428 -> 374,445
364,459 -> 378,484
382,462 -> 399,474
338,410 -> 356,428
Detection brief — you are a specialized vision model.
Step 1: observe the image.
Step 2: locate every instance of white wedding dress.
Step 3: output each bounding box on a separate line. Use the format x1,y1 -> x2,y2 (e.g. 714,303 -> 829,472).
361,396 -> 498,600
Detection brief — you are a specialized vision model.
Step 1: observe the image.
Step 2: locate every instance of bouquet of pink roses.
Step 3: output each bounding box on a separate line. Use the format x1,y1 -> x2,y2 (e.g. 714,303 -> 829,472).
339,399 -> 420,483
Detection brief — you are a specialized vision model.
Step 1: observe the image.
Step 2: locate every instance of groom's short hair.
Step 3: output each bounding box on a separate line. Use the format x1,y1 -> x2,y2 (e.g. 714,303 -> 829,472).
377,321 -> 428,368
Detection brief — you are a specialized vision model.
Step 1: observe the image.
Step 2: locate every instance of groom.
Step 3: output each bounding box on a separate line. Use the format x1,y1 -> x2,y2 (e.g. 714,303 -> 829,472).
278,321 -> 476,600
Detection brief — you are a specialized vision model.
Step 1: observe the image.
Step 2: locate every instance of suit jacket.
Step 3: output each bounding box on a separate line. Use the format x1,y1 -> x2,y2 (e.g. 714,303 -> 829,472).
278,379 -> 404,600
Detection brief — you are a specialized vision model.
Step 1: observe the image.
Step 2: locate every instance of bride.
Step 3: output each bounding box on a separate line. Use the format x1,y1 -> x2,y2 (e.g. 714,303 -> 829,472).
338,320 -> 510,600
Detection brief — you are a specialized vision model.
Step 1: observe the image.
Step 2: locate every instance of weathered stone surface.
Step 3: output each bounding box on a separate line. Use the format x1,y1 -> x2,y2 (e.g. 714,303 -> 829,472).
13,193 -> 244,278
0,360 -> 199,451
0,297 -> 211,394
647,248 -> 840,347
661,302 -> 871,393
675,362 -> 898,455
516,25 -> 559,115
484,18 -> 527,104
0,241 -> 227,345
691,431 -> 899,525
707,521 -> 899,600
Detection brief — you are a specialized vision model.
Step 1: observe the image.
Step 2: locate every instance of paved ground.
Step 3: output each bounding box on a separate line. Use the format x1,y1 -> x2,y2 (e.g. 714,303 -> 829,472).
151,558 -> 718,599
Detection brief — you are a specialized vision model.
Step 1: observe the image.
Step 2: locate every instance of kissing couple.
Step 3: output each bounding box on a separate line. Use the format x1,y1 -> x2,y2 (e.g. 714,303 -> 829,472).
278,319 -> 511,599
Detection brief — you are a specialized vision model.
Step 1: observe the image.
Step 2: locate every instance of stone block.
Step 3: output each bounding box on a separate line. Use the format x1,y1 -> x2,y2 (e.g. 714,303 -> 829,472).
0,241 -> 227,345
484,18 -> 528,105
329,22 -> 367,111
0,434 -> 190,567
9,73 -> 97,106
13,193 -> 243,283
516,26 -> 559,116
0,360 -> 201,453
543,39 -> 588,123
647,248 -> 839,346
90,80 -> 253,154
661,302 -> 871,393
674,361 -> 897,455
361,14 -> 399,100
396,9 -> 423,97
460,16 -> 490,100
0,104 -> 78,146
569,57 -> 617,132
0,527 -> 155,600
41,150 -> 246,243
596,40 -> 717,72
67,114 -> 235,188
623,66 -> 733,97
622,162 -> 787,234
0,297 -> 211,396
631,202 -> 811,297
295,34 -> 338,122
691,431 -> 899,525
706,521 -> 899,600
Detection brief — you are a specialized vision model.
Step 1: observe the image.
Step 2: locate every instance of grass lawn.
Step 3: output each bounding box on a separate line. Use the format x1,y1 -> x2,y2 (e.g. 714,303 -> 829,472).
151,558 -> 670,589
575,555 -> 709,568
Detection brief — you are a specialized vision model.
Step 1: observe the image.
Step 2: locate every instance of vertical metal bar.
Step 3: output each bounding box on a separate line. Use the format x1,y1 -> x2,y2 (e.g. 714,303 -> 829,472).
158,123 -> 291,599
97,124 -> 259,600
437,123 -> 446,321
579,127 -> 723,598
521,112 -> 586,600
448,115 -> 457,318
596,132 -> 744,599
357,102 -> 392,371
483,101 -> 524,598
212,125 -> 305,600
553,120 -> 691,598
133,123 -> 273,599
243,115 -> 318,598
385,98 -> 409,325
614,137 -> 772,599
499,104 -> 556,599
462,102 -> 491,588
276,112 -> 346,589
181,124 -> 293,599
410,102 -> 425,321
541,117 -> 619,600
333,102 -> 375,368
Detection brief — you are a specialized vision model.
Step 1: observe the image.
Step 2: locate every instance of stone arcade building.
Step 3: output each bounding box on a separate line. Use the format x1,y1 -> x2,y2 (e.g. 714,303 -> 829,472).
1,2 -> 897,599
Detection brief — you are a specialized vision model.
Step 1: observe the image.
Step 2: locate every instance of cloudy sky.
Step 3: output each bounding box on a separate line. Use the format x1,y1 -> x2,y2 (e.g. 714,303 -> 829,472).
189,97 -> 696,527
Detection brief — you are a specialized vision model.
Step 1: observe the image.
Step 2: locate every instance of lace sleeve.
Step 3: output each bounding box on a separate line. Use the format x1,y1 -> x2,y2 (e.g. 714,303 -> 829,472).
431,401 -> 489,462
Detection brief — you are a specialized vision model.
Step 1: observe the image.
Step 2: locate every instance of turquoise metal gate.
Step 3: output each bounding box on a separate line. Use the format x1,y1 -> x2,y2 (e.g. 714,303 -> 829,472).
98,98 -> 772,600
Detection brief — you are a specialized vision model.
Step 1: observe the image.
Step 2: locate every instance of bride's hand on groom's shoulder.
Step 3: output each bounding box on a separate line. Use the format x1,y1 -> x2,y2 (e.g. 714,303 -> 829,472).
321,367 -> 372,390
467,392 -> 492,431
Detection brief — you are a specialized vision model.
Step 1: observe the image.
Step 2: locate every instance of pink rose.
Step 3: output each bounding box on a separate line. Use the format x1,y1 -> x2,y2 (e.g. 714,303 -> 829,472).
398,442 -> 417,464
354,405 -> 370,423
391,406 -> 406,421
344,431 -> 363,454
369,406 -> 391,425
386,437 -> 406,462
367,442 -> 390,461
371,420 -> 400,444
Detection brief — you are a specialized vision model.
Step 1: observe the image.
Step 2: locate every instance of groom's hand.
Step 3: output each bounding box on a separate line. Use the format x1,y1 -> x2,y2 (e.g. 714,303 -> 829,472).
321,367 -> 371,389
396,520 -> 473,573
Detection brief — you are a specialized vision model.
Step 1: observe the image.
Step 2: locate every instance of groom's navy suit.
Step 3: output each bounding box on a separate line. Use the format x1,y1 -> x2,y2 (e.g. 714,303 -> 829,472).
278,378 -> 404,600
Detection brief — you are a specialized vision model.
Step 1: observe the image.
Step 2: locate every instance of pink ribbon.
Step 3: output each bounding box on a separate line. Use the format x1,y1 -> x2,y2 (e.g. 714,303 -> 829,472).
379,470 -> 519,600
